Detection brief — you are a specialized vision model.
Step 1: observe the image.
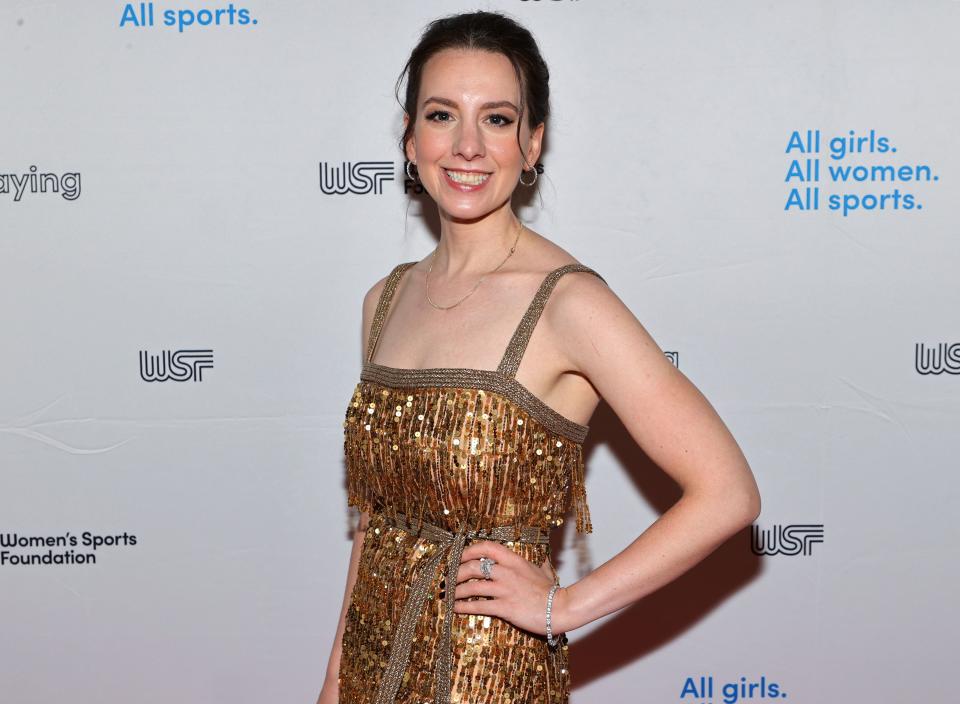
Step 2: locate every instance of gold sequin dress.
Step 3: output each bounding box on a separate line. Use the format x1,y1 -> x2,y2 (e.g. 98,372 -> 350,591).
339,261 -> 607,704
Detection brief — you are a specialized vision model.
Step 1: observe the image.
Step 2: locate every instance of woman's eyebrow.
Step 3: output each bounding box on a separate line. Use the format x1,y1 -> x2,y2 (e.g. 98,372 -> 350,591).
421,96 -> 519,111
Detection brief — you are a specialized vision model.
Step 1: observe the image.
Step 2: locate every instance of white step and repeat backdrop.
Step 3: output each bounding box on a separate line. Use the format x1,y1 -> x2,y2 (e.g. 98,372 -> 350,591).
1,2 -> 956,703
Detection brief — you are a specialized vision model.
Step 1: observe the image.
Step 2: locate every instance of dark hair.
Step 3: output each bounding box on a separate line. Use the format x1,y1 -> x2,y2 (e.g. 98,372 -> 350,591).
394,10 -> 550,172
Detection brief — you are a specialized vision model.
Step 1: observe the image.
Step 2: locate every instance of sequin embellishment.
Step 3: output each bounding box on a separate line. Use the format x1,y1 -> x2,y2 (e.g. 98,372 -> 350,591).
338,261 -> 607,704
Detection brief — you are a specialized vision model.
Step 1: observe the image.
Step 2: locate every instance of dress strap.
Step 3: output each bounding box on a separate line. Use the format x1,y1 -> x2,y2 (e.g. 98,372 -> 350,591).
365,261 -> 418,364
496,263 -> 608,379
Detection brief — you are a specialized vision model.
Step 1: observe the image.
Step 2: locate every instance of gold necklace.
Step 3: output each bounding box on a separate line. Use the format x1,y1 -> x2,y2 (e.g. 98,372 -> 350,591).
425,220 -> 524,310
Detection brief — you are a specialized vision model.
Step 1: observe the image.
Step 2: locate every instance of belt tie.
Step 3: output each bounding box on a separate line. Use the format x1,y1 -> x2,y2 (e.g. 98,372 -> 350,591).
371,510 -> 551,704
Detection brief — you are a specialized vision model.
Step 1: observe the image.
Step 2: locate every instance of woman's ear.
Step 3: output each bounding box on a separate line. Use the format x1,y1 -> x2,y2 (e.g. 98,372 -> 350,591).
525,121 -> 545,170
403,113 -> 416,163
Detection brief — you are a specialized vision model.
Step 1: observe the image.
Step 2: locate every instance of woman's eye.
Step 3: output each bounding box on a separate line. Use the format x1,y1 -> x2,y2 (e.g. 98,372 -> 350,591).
488,114 -> 515,127
424,110 -> 514,127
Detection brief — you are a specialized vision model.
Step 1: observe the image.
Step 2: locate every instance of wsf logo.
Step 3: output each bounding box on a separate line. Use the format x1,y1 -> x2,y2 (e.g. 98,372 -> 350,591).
140,349 -> 214,382
915,342 -> 960,375
751,524 -> 824,556
319,161 -> 394,195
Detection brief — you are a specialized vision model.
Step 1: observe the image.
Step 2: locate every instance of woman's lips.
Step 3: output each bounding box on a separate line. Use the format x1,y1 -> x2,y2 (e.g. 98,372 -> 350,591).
442,168 -> 491,192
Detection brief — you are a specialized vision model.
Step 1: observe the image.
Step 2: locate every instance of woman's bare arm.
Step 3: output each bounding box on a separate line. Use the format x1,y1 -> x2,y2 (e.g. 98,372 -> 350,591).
316,511 -> 370,702
316,274 -> 391,702
545,272 -> 762,633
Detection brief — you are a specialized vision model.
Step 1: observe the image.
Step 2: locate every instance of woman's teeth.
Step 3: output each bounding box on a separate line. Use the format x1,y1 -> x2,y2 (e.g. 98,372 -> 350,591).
445,170 -> 490,185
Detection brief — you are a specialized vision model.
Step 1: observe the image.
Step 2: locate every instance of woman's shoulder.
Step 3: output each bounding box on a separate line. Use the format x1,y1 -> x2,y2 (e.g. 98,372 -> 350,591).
531,245 -> 612,318
367,259 -> 419,292
532,248 -> 607,288
361,262 -> 409,317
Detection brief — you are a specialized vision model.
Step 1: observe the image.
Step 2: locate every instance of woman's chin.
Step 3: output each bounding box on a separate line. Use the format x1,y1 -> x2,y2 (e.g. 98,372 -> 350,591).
438,197 -> 512,223
441,203 -> 495,222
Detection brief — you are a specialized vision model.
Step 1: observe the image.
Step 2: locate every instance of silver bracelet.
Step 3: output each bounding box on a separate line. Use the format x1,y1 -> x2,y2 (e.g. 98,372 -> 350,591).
545,582 -> 561,647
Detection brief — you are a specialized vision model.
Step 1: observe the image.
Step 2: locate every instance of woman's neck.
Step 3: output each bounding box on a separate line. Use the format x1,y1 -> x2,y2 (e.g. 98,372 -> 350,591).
430,205 -> 522,277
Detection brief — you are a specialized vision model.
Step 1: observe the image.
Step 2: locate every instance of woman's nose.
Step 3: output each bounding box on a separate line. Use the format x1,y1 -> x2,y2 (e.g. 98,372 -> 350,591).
453,122 -> 485,160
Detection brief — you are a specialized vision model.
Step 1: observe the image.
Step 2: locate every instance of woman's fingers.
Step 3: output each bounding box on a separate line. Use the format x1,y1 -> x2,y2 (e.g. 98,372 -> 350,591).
454,558 -> 488,584
452,576 -> 506,600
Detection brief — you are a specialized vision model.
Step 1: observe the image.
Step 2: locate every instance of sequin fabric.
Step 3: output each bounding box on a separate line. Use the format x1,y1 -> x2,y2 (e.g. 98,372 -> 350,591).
338,261 -> 608,704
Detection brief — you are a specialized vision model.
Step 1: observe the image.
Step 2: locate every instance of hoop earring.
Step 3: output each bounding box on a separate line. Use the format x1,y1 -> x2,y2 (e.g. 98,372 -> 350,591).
519,167 -> 538,187
405,160 -> 418,181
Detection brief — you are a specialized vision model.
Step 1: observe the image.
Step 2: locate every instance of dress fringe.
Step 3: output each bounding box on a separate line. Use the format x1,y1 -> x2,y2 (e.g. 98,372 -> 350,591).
569,445 -> 593,534
344,418 -> 375,515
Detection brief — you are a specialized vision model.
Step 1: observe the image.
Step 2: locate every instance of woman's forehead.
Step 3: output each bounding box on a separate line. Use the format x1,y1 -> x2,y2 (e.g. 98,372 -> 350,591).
420,48 -> 521,103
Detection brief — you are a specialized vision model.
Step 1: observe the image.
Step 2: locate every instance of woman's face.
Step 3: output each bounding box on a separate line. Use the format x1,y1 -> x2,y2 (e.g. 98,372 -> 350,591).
405,48 -> 543,222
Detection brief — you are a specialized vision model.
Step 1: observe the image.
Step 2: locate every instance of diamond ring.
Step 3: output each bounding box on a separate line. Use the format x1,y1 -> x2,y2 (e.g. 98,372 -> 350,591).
479,556 -> 496,580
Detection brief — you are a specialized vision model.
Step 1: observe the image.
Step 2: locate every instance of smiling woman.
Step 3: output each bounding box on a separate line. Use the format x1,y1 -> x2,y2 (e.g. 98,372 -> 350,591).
317,9 -> 761,704
402,47 -> 544,221
395,13 -> 549,214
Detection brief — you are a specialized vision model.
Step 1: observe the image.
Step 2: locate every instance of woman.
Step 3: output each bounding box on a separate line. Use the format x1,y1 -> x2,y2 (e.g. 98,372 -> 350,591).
318,10 -> 761,704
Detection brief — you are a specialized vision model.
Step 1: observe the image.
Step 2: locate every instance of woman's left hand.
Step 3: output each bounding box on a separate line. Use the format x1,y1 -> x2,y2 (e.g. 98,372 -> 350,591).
453,540 -> 573,637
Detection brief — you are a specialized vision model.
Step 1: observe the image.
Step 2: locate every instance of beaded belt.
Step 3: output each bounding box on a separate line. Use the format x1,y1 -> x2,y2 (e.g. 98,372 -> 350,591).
371,510 -> 552,704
